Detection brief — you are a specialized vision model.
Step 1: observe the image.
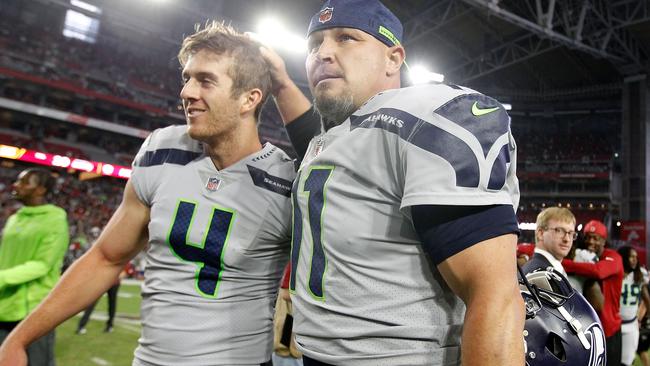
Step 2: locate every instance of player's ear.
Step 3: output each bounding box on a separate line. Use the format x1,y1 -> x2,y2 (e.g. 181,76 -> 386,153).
385,45 -> 405,77
36,185 -> 47,196
535,227 -> 544,244
239,88 -> 263,116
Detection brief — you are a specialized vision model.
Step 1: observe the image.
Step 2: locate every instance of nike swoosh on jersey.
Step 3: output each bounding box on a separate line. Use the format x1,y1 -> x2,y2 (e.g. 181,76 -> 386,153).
471,102 -> 500,116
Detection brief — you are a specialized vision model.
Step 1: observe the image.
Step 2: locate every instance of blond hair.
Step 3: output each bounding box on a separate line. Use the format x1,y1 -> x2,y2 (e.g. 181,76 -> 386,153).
178,21 -> 271,119
535,207 -> 576,243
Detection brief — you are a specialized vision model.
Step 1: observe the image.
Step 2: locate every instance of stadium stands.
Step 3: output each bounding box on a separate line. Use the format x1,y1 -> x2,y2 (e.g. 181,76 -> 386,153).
0,4 -> 624,251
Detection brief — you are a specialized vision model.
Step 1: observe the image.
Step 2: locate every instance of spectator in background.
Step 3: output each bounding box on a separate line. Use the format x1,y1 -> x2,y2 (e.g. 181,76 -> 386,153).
563,220 -> 624,366
565,235 -> 600,288
565,235 -> 604,315
522,207 -> 576,275
516,243 -> 534,267
61,225 -> 91,273
0,168 -> 69,366
75,227 -> 130,335
618,246 -> 650,366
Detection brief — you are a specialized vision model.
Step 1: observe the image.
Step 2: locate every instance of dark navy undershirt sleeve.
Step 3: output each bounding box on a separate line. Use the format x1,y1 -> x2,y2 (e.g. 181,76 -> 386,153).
285,106 -> 322,161
412,204 -> 520,265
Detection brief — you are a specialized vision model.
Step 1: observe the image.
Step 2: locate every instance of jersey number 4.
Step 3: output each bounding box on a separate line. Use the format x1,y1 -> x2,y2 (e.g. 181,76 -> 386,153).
167,200 -> 236,298
290,166 -> 333,301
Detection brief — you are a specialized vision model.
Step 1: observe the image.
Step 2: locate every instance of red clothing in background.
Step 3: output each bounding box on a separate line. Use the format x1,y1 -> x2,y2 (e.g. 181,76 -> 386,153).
280,263 -> 291,289
562,248 -> 624,337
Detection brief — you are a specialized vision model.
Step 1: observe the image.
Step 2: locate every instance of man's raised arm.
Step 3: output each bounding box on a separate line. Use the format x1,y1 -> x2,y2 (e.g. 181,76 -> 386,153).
260,45 -> 320,160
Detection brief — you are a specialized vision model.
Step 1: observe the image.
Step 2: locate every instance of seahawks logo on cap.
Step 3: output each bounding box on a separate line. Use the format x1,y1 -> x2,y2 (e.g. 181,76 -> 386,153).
319,7 -> 333,23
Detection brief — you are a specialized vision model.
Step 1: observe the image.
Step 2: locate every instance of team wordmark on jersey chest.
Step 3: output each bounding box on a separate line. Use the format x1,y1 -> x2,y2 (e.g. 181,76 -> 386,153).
350,104 -> 511,190
361,112 -> 405,128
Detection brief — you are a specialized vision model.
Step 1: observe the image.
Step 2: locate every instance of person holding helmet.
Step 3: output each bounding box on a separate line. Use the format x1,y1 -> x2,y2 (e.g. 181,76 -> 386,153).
520,267 -> 606,366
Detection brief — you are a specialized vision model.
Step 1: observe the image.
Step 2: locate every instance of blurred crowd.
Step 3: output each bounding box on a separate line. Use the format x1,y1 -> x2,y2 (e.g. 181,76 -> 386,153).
0,18 -> 179,114
0,164 -> 144,278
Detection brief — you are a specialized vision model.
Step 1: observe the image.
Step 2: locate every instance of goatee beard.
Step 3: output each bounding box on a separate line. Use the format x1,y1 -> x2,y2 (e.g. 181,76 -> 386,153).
313,93 -> 355,131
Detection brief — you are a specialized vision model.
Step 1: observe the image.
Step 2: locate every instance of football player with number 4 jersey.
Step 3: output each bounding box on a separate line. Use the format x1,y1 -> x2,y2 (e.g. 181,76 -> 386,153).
261,1 -> 524,365
0,22 -> 294,366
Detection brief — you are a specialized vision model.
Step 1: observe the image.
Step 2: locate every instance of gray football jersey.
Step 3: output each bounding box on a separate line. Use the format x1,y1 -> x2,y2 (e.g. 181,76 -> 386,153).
130,125 -> 295,365
290,84 -> 519,365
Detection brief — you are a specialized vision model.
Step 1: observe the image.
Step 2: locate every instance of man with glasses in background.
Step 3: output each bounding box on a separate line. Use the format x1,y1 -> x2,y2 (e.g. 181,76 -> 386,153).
522,207 -> 577,275
564,219 -> 624,366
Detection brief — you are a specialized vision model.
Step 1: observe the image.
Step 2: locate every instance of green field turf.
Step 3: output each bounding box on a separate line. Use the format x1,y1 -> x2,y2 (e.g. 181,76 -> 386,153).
93,282 -> 142,316
55,282 -> 142,366
53,281 -> 649,365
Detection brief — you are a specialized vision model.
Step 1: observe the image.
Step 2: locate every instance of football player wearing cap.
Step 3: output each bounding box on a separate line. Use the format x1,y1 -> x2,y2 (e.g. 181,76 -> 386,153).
563,220 -> 624,366
262,0 -> 524,365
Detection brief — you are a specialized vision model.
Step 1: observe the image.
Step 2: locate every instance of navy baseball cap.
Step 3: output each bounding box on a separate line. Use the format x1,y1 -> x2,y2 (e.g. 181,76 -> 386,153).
307,0 -> 403,47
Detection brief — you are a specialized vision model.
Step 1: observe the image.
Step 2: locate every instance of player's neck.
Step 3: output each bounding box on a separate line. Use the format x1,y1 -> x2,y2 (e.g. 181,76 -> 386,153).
204,122 -> 263,170
21,196 -> 47,207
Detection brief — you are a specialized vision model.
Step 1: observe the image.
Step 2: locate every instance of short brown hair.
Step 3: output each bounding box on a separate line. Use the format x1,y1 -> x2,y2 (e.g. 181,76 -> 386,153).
178,21 -> 271,119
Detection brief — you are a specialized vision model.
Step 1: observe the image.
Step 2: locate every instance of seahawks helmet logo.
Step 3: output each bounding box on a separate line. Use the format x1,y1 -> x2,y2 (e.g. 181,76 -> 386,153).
585,322 -> 606,366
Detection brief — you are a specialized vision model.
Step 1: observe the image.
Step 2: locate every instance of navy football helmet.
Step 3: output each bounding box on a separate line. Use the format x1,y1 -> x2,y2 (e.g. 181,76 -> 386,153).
519,267 -> 606,366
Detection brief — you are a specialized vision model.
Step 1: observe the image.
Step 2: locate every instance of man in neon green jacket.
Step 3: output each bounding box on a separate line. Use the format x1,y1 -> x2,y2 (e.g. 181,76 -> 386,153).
0,168 -> 68,366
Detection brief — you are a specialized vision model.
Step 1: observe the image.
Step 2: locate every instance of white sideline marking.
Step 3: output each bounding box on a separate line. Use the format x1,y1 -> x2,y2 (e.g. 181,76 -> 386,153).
119,323 -> 141,333
91,357 -> 111,365
121,279 -> 143,286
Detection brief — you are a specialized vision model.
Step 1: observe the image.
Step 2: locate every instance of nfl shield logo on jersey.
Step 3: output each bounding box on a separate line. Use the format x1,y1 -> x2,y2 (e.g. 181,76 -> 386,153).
205,177 -> 221,191
319,7 -> 333,23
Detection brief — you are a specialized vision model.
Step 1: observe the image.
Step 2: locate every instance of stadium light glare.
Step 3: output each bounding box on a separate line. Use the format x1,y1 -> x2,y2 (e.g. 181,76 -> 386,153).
0,144 -> 132,179
519,222 -> 536,231
102,164 -> 115,175
70,0 -> 102,14
577,224 -> 583,231
502,103 -> 512,110
409,65 -> 444,84
52,155 -> 72,168
251,17 -> 307,54
71,158 -> 94,172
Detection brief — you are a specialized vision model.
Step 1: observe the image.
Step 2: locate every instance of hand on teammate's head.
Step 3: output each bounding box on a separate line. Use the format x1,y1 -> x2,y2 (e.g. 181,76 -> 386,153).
257,45 -> 291,97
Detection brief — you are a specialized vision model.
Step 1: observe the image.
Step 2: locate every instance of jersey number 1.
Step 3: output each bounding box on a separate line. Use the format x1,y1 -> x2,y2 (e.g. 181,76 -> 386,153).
168,200 -> 235,298
290,166 -> 333,300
